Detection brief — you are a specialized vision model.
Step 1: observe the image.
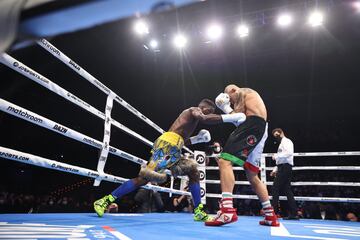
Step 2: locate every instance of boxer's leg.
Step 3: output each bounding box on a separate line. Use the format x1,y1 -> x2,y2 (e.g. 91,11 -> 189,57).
94,176 -> 148,217
174,158 -> 211,221
245,128 -> 279,227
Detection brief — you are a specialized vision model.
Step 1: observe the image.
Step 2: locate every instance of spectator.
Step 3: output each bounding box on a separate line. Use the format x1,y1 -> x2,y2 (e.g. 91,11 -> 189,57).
205,141 -> 223,165
106,203 -> 119,213
346,212 -> 359,222
134,188 -> 164,213
171,186 -> 193,213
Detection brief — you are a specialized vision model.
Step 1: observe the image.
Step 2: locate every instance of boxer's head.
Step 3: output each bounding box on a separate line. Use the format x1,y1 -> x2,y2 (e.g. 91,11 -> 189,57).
272,128 -> 284,140
199,99 -> 216,115
224,84 -> 239,104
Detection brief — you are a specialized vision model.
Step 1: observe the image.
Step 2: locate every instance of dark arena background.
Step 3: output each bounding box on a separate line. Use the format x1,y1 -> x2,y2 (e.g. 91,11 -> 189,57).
0,0 -> 360,239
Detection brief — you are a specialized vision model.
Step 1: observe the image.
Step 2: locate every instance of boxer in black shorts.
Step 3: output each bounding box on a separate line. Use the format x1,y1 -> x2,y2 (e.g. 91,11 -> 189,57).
221,115 -> 267,171
205,84 -> 278,227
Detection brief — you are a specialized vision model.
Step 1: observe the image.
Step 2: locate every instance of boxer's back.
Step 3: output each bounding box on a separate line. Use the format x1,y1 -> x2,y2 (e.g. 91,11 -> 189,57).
234,88 -> 267,121
168,108 -> 198,140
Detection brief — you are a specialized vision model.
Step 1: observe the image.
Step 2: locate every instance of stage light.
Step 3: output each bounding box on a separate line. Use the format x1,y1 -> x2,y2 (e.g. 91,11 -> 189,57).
134,20 -> 149,35
206,23 -> 223,40
277,13 -> 293,27
149,39 -> 158,49
236,24 -> 249,38
354,1 -> 360,12
308,11 -> 324,27
173,34 -> 187,48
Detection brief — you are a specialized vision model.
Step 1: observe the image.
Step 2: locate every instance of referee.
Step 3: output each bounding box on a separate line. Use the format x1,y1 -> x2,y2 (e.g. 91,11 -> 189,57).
270,128 -> 299,220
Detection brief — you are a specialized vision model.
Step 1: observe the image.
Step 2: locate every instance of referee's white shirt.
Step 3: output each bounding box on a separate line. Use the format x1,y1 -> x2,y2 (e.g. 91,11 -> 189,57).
272,136 -> 294,172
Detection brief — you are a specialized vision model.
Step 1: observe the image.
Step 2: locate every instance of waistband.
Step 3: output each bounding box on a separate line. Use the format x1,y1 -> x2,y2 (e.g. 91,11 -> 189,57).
158,131 -> 184,147
277,163 -> 293,167
246,115 -> 266,124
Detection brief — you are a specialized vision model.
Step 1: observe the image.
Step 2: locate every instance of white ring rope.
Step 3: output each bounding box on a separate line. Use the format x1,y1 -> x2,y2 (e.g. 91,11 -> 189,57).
36,39 -> 194,155
262,152 -> 360,157
0,98 -> 147,165
282,166 -> 360,171
36,39 -> 164,134
207,166 -> 360,171
205,193 -> 360,203
0,98 -> 187,181
0,45 -> 196,193
0,53 -> 153,148
205,180 -> 360,187
208,152 -> 360,160
204,151 -> 360,203
0,146 -> 190,196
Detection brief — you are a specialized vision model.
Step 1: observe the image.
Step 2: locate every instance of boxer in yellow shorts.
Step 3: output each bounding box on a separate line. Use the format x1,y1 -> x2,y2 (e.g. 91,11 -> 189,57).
94,98 -> 247,221
146,131 -> 184,173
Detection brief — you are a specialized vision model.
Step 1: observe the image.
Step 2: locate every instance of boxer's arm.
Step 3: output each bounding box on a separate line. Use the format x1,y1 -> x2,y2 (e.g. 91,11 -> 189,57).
191,108 -> 222,124
192,108 -> 246,126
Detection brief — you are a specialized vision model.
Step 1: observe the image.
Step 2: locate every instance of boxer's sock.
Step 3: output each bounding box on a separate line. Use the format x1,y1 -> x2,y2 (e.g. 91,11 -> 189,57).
221,192 -> 233,208
111,179 -> 137,199
189,182 -> 201,208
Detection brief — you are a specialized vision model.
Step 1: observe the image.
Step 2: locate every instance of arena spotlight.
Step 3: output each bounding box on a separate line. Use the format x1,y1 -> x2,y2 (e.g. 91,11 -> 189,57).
308,11 -> 324,27
206,23 -> 223,41
236,24 -> 249,38
173,34 -> 187,48
354,1 -> 360,12
149,39 -> 158,49
134,20 -> 149,35
277,13 -> 293,27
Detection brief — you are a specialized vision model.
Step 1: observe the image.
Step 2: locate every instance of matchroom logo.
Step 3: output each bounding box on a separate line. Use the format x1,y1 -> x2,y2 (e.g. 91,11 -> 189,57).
7,106 -> 43,123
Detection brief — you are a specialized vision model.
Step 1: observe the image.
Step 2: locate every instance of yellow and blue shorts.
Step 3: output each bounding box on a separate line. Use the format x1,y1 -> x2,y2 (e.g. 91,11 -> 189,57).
147,132 -> 184,173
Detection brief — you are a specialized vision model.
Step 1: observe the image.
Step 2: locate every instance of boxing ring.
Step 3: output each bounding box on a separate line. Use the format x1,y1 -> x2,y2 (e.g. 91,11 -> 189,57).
1,213 -> 360,240
1,39 -> 360,240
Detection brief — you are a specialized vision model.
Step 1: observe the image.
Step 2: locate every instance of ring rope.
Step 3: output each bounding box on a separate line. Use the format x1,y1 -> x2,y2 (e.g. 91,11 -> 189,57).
0,98 -> 147,165
0,98 -> 189,182
205,179 -> 360,187
262,152 -> 360,157
0,53 -> 153,148
208,152 -> 360,159
0,52 -> 192,181
282,166 -> 360,171
206,166 -> 360,171
0,146 -> 190,196
36,39 -> 164,134
36,39 -> 194,155
204,151 -> 360,203
205,193 -> 360,203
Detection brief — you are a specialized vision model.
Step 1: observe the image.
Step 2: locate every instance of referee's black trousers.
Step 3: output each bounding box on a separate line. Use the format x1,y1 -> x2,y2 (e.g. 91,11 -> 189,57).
272,163 -> 297,216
